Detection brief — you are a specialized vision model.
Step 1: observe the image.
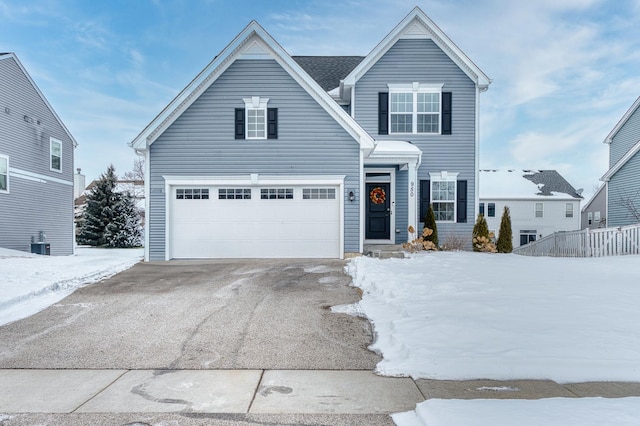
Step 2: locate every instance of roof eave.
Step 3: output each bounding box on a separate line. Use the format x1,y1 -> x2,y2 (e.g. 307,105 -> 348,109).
603,96 -> 640,144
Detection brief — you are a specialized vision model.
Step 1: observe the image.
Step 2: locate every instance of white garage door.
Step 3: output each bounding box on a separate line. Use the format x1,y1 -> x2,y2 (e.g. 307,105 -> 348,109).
169,185 -> 341,258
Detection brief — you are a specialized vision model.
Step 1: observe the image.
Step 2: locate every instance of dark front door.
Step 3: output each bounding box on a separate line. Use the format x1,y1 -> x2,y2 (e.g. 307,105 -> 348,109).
366,182 -> 391,240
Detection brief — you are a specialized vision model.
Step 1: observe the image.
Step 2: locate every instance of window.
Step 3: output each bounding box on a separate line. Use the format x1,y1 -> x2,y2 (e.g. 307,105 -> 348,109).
520,230 -> 537,246
303,188 -> 336,199
261,188 -> 293,199
430,171 -> 459,222
594,211 -> 601,222
535,202 -> 544,218
479,203 -> 485,216
50,138 -> 61,172
388,83 -> 442,134
236,97 -> 277,140
219,188 -> 251,199
565,203 -> 574,218
588,212 -> 593,225
0,154 -> 8,192
176,188 -> 209,200
487,203 -> 496,217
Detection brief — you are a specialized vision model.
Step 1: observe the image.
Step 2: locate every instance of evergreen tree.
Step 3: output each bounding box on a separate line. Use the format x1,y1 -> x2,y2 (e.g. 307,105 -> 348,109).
105,192 -> 143,248
423,204 -> 439,247
472,214 -> 490,252
496,206 -> 513,253
77,165 -> 118,246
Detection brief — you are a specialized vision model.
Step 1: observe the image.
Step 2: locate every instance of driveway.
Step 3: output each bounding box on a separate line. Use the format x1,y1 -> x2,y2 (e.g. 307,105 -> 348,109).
0,259 -> 380,370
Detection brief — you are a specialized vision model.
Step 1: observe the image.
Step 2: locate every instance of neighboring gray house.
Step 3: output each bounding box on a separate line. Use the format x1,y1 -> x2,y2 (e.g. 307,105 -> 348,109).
0,53 -> 77,255
581,184 -> 606,229
130,7 -> 491,260
479,170 -> 583,248
601,96 -> 640,227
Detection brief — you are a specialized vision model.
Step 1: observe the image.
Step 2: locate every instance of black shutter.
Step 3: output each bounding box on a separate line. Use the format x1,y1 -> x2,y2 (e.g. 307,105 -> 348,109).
234,108 -> 245,139
441,92 -> 452,135
378,92 -> 389,135
267,108 -> 278,139
457,180 -> 467,223
420,180 -> 431,222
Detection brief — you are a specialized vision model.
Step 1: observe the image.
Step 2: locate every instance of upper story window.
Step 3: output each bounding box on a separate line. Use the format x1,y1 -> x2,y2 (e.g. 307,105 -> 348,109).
0,154 -> 8,192
50,138 -> 62,172
235,97 -> 277,140
535,202 -> 544,218
479,202 -> 485,216
487,203 -> 496,217
388,83 -> 442,134
430,171 -> 459,222
565,203 -> 574,218
588,211 -> 593,225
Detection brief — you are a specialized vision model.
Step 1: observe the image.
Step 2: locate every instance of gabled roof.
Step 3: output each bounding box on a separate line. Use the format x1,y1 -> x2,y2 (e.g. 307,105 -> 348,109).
0,53 -> 78,147
479,170 -> 583,200
292,56 -> 364,91
603,96 -> 640,144
601,139 -> 640,182
581,183 -> 606,213
342,7 -> 491,90
129,21 -> 374,154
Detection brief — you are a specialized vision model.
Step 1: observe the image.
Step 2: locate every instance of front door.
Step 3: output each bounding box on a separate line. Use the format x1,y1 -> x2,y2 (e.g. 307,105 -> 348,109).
366,182 -> 391,240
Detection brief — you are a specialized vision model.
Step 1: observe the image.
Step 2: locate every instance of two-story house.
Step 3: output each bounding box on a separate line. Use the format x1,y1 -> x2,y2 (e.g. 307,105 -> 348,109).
601,96 -> 640,227
0,53 -> 77,255
480,170 -> 582,248
129,7 -> 491,260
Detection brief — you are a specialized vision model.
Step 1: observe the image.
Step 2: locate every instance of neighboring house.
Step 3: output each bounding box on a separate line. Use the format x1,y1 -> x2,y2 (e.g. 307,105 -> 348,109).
580,184 -> 606,229
479,170 -> 583,248
601,96 -> 640,227
130,7 -> 491,260
0,53 -> 77,255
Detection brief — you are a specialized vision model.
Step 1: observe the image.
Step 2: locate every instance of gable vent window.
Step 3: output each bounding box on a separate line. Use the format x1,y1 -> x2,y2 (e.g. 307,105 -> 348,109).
380,83 -> 451,135
235,97 -> 277,140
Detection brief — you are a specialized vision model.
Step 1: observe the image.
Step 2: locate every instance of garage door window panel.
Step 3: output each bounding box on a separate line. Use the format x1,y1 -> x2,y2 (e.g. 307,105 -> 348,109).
176,188 -> 209,200
303,188 -> 336,199
261,188 -> 293,199
219,188 -> 251,199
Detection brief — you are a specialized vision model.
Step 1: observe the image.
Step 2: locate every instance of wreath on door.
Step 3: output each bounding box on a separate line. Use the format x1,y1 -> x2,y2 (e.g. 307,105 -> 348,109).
369,187 -> 386,205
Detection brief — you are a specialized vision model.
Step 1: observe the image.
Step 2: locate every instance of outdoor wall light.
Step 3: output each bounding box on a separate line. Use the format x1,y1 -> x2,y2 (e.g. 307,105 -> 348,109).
349,191 -> 355,202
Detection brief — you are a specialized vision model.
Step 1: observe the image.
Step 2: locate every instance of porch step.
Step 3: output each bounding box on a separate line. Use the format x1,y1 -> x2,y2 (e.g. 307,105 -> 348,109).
364,244 -> 406,259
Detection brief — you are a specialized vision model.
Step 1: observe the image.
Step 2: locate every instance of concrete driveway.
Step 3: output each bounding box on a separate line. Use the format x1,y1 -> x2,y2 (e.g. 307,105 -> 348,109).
0,259 -> 380,370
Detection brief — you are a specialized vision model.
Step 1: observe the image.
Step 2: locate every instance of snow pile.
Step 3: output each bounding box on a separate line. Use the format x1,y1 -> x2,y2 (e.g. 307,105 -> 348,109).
0,247 -> 143,325
344,252 -> 640,382
392,397 -> 640,426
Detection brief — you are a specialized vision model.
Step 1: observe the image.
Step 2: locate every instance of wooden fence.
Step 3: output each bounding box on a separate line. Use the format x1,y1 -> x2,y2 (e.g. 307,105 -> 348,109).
513,223 -> 640,257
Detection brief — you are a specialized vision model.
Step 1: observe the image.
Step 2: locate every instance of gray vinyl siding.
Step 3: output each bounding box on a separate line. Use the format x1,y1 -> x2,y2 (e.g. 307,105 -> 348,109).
607,152 -> 640,227
0,56 -> 75,255
354,38 -> 477,243
581,186 -> 606,229
149,59 -> 360,260
610,106 -> 640,167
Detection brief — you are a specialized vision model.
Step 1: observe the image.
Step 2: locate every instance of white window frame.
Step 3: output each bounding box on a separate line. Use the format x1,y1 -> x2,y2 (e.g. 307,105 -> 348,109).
429,171 -> 458,223
50,137 -> 62,172
588,211 -> 593,225
0,154 -> 8,193
535,202 -> 544,218
243,97 -> 269,140
388,83 -> 443,135
594,211 -> 601,222
565,203 -> 574,218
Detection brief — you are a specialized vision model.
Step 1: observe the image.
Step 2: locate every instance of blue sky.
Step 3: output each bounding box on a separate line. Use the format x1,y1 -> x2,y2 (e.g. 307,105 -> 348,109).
1,0 -> 639,200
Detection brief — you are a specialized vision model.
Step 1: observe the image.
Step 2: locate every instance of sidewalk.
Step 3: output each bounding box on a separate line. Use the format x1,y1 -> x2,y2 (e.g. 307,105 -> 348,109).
2,368 -> 640,414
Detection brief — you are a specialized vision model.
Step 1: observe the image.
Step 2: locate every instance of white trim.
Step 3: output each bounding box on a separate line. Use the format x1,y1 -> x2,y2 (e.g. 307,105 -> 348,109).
475,85 -> 480,223
0,53 -> 78,147
129,23 -> 374,155
342,7 -> 490,90
604,96 -> 640,144
601,139 -> 640,181
387,85 -> 443,135
9,167 -> 73,186
429,171 -> 459,223
359,149 -> 365,254
163,174 -> 345,260
143,150 -> 150,261
535,202 -> 544,218
364,168 -> 396,244
49,137 -> 62,173
0,154 -> 8,193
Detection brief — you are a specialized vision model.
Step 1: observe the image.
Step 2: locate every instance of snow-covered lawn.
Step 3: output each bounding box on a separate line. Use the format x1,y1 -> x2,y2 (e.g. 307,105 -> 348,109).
0,247 -> 142,326
342,252 -> 640,425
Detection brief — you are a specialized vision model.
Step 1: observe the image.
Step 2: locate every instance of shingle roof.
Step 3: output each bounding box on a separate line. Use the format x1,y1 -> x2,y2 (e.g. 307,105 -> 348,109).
292,56 -> 365,91
480,170 -> 583,199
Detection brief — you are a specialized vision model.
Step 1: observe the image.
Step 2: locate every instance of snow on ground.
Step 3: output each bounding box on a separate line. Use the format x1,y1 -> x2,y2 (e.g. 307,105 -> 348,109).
343,251 -> 640,425
0,247 -> 142,326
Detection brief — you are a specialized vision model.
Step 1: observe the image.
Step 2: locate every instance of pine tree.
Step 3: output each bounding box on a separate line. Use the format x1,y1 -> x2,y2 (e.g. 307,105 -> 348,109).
77,165 -> 119,246
423,204 -> 439,247
472,214 -> 492,252
105,192 -> 143,248
496,206 -> 513,253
